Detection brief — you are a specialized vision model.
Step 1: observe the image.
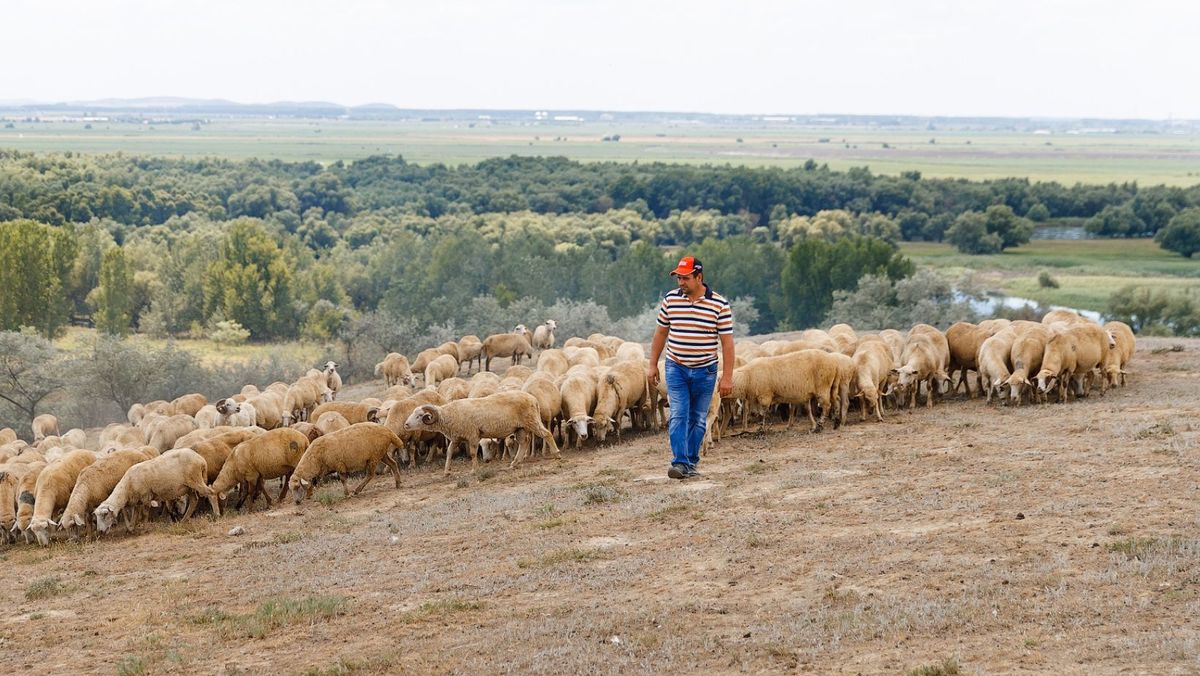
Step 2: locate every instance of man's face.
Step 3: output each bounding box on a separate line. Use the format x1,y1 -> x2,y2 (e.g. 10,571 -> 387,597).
675,272 -> 702,296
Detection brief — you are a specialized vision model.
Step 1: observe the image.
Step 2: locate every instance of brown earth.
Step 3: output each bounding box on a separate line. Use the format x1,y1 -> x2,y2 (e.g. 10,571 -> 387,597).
3,338 -> 1199,675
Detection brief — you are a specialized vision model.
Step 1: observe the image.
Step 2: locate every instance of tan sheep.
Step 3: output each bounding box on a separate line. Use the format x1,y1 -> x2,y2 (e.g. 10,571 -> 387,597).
424,353 -> 460,387
894,327 -> 951,409
0,461 -> 43,543
733,350 -> 839,432
467,378 -> 500,399
536,349 -> 570,377
403,390 -> 559,474
171,393 -> 208,417
61,428 -> 87,449
436,377 -> 471,401
32,413 -> 59,442
94,448 -> 216,534
246,392 -> 283,429
194,404 -> 222,429
28,449 -> 99,546
944,321 -> 992,397
852,341 -> 893,422
456,337 -> 484,374
127,403 -> 146,426
287,423 -> 404,502
521,377 -> 562,456
482,331 -> 534,371
58,447 -> 158,539
189,428 -> 266,482
592,361 -> 651,442
211,428 -> 311,509
1005,324 -> 1053,405
558,371 -> 598,447
377,353 -> 416,386
146,414 -> 200,452
315,411 -> 352,436
1103,320 -> 1136,388
976,329 -> 1018,404
11,460 -> 48,541
1036,323 -> 1108,401
564,346 -> 602,368
99,425 -> 148,454
323,361 -> 343,400
309,401 -> 381,426
384,392 -> 449,467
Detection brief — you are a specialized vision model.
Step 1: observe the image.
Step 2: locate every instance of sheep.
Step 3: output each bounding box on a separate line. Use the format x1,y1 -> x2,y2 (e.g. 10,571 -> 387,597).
246,393 -> 283,429
1005,324 -> 1053,405
188,428 -> 266,482
290,422 -> 323,442
1042,308 -> 1084,326
467,377 -> 500,399
98,425 -> 147,454
558,371 -> 599,448
536,349 -> 570,376
852,341 -> 893,422
1036,323 -> 1108,401
798,329 -> 840,353
564,346 -> 602,368
976,329 -> 1019,404
1103,320 -> 1136,387
32,414 -> 59,442
532,320 -> 557,350
454,336 -> 483,374
504,364 -> 534,381
314,411 -> 352,436
592,361 -> 651,442
893,331 -> 951,409
61,428 -> 87,449
215,398 -> 258,428
323,361 -> 343,400
424,353 -> 460,387
127,403 -> 146,426
383,383 -> 415,401
11,461 -> 48,541
0,439 -> 31,463
878,329 -> 905,366
27,449 -> 99,546
58,447 -> 158,539
403,390 -> 560,474
288,423 -> 404,502
977,318 -> 1012,334
436,377 -> 472,401
195,404 -> 222,429
173,425 -> 262,450
613,341 -> 646,363
827,323 -> 859,356
210,428 -> 311,509
94,448 -> 216,534
828,352 -> 858,428
309,401 -> 381,426
732,350 -> 839,432
383,392 -> 450,467
171,393 -> 208,417
944,321 -> 992,397
412,343 -> 458,377
0,462 -> 42,543
482,331 -> 534,371
497,376 -> 525,392
5,447 -> 44,465
145,414 -> 199,452
522,377 -> 563,456
377,353 -> 416,386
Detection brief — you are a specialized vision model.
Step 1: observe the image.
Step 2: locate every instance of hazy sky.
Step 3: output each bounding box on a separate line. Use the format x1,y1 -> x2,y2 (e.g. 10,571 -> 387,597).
5,0 -> 1197,118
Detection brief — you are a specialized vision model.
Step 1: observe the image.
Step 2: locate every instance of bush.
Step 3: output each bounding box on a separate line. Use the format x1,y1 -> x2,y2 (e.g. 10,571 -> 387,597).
1107,286 -> 1200,336
824,269 -> 981,330
1155,208 -> 1200,258
1037,271 -> 1060,289
944,205 -> 1033,254
210,320 -> 251,345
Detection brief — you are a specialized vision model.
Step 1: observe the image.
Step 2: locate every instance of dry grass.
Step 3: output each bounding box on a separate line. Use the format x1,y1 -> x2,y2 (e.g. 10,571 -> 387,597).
188,595 -> 347,640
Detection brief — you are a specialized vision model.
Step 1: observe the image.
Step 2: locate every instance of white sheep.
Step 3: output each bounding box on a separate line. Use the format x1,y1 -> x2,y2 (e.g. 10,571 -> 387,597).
27,449 -> 99,546
31,414 -> 59,442
287,423 -> 404,502
323,361 -> 343,400
58,447 -> 158,539
532,320 -> 557,350
424,353 -> 460,387
216,398 -> 258,428
94,448 -> 216,534
481,331 -> 534,371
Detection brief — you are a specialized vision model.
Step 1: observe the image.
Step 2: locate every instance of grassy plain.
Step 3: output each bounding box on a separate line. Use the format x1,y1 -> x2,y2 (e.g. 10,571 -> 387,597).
3,117 -> 1200,185
900,239 -> 1200,312
53,326 -> 325,368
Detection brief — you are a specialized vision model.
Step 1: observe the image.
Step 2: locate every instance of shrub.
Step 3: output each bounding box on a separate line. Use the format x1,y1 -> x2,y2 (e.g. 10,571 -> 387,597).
1037,271 -> 1059,289
1155,208 -> 1200,258
1107,286 -> 1200,336
209,320 -> 251,345
824,269 -> 980,329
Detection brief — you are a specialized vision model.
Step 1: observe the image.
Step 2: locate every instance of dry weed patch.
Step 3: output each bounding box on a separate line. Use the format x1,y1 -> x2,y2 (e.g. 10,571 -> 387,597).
908,657 -> 961,676
517,547 -> 611,569
400,598 -> 486,624
188,595 -> 347,639
25,576 -> 68,600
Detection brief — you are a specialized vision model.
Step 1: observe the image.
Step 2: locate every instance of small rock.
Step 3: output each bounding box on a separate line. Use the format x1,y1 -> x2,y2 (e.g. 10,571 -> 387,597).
389,535 -> 400,545
227,526 -> 245,536
1015,512 -> 1025,520
609,635 -> 622,645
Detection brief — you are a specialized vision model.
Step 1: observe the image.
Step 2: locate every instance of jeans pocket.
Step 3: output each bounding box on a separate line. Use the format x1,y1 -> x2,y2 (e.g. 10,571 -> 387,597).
705,363 -> 719,376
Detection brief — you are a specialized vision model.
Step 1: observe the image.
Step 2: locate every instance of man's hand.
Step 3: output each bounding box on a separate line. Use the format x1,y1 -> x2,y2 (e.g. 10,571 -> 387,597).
718,374 -> 733,398
646,361 -> 660,388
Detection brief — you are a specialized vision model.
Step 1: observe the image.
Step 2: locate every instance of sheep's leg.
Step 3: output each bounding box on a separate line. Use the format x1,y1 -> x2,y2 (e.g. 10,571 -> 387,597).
181,494 -> 199,521
443,438 -> 457,475
468,435 -> 481,473
805,400 -> 817,431
352,463 -> 376,495
338,473 -> 351,496
257,477 -> 273,507
509,429 -> 531,469
277,473 -> 291,503
381,454 -> 402,488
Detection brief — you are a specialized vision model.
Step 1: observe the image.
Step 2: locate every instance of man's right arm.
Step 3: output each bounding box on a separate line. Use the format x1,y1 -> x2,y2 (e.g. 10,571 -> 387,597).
647,325 -> 668,386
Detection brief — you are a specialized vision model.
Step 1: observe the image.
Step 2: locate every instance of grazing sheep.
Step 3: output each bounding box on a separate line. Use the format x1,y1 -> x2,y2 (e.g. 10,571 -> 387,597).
944,322 -> 992,397
1042,309 -> 1084,326
211,428 -> 311,509
522,377 -> 563,456
558,371 -> 598,448
424,353 -> 460,387
436,377 -> 472,401
11,461 -> 48,540
467,377 -> 500,399
536,349 -> 570,376
827,324 -> 859,356
146,414 -> 200,452
894,326 -> 951,409
98,425 -> 147,454
0,462 -> 42,543
403,390 -> 559,474
0,440 -> 31,463
189,429 -> 266,482
592,361 -> 651,442
797,329 -> 840,353
482,331 -> 534,371
734,350 -> 839,432
94,448 -> 216,534
27,449 -> 99,546
32,414 -> 59,442
171,393 -> 208,417
1005,324 -> 1053,405
383,393 -> 449,467
314,411 -> 352,436
309,401 -> 381,426
127,403 -> 146,426
852,341 -> 893,422
976,329 -> 1019,404
613,341 -> 646,363
288,423 -> 404,502
290,422 -> 323,442
532,320 -> 557,350
58,447 -> 158,539
1103,320 -> 1136,387
61,428 -> 87,449
564,346 -> 602,368
246,393 -> 283,429
1036,323 -> 1108,401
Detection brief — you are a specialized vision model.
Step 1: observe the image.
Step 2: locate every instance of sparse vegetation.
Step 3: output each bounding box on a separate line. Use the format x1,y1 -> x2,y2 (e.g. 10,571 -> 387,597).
189,595 -> 347,639
516,548 -> 611,569
25,576 -> 66,601
907,657 -> 961,676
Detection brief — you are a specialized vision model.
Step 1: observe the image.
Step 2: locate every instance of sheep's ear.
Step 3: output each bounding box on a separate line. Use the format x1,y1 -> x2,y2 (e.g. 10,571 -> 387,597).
47,518 -> 58,527
889,368 -> 899,376
73,514 -> 85,527
586,416 -> 596,424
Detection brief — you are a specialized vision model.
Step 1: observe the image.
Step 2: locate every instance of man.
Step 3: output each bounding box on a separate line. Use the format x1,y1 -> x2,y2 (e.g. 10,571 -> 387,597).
646,256 -> 734,480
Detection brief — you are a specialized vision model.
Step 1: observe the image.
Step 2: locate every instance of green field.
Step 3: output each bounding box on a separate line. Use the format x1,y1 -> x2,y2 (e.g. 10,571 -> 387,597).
3,118 -> 1199,186
900,239 -> 1200,312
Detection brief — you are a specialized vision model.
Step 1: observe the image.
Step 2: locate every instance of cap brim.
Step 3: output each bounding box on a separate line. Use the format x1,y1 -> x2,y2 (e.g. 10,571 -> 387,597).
670,267 -> 698,276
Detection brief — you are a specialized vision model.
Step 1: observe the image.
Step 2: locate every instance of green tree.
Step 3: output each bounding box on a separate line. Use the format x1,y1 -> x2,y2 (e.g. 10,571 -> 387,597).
0,220 -> 76,337
984,204 -> 1034,249
204,219 -> 296,340
94,246 -> 134,335
776,235 -> 913,329
0,330 -> 68,433
944,211 -> 1002,254
1155,208 -> 1200,258
1086,203 -> 1146,237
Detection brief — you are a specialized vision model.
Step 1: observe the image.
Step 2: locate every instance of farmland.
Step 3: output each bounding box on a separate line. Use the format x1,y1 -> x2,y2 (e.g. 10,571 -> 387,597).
3,117 -> 1200,186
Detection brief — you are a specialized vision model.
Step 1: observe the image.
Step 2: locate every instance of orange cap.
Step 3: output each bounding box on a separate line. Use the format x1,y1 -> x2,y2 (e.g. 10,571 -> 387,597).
670,256 -> 703,276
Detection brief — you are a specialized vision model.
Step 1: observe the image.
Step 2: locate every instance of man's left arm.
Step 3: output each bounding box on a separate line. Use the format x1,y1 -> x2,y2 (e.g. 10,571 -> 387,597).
718,333 -> 735,397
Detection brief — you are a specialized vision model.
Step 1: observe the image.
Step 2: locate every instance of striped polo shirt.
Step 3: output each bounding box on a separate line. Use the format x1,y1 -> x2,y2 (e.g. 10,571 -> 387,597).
656,284 -> 733,367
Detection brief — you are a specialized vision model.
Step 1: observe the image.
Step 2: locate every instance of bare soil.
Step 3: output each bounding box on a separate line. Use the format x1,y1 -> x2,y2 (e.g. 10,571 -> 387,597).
3,339 -> 1199,675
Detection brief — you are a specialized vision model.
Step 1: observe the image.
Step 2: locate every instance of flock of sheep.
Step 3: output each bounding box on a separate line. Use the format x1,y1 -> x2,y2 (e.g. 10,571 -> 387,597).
0,310 -> 1135,548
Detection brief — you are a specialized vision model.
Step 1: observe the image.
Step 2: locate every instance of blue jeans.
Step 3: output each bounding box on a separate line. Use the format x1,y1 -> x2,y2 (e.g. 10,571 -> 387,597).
665,359 -> 718,468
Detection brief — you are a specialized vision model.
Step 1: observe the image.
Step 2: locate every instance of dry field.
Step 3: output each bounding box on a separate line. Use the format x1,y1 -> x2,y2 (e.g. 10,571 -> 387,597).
3,338 -> 1199,674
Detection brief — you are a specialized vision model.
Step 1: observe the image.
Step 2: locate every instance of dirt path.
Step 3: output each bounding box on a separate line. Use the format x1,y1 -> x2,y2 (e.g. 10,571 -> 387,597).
3,339 -> 1198,674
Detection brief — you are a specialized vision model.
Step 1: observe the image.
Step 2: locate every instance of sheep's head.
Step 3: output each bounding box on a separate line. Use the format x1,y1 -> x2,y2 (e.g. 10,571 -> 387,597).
28,517 -> 55,546
319,387 -> 334,403
289,476 -> 313,504
934,369 -> 952,393
281,411 -> 294,427
892,366 -> 918,389
545,320 -> 557,331
403,405 -> 440,431
324,360 -> 339,373
593,416 -> 618,442
94,504 -> 118,533
514,324 -> 528,335
1035,369 -> 1058,394
215,399 -> 236,415
567,414 -> 594,440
